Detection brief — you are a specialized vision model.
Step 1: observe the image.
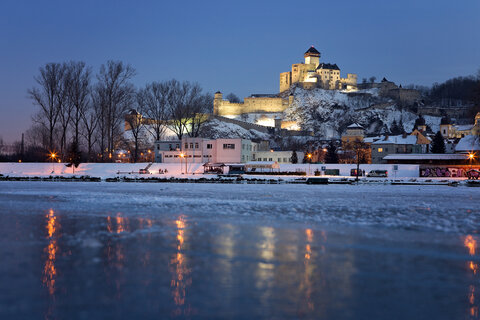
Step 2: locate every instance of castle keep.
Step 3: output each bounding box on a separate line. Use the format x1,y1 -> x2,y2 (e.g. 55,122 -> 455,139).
280,46 -> 357,92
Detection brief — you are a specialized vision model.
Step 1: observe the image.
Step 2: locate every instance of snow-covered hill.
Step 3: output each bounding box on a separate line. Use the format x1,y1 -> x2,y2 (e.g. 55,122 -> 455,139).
283,88 -> 440,138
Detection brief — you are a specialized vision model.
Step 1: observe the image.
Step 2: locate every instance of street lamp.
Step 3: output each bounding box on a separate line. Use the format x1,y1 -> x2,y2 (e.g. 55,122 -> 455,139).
468,152 -> 475,169
49,152 -> 57,173
307,153 -> 312,175
180,153 -> 185,174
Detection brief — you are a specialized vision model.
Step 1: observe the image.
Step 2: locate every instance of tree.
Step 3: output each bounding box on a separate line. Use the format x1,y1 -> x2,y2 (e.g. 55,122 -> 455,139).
167,80 -> 211,139
28,63 -> 67,152
65,61 -> 91,151
325,141 -> 338,163
226,93 -> 241,103
124,110 -> 144,163
66,139 -> 82,173
431,131 -> 446,153
96,61 -> 136,160
137,82 -> 170,142
369,76 -> 377,83
345,139 -> 370,182
290,150 -> 298,164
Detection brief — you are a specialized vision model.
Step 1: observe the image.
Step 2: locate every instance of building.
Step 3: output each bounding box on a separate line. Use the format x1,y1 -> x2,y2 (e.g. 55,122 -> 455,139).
213,92 -> 293,117
439,113 -> 480,139
341,123 -> 365,144
252,150 -> 305,164
154,138 -> 257,164
279,46 -> 357,92
371,132 -> 430,164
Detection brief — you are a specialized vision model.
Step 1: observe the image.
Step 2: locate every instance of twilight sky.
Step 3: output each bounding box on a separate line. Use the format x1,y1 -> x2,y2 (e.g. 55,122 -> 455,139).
0,0 -> 479,143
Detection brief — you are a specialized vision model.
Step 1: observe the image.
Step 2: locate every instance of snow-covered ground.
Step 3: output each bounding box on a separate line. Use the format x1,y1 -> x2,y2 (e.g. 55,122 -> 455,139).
0,182 -> 478,319
0,162 -> 422,179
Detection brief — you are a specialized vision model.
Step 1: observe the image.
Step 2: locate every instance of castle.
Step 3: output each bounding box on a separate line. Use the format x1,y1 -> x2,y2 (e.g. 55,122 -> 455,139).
214,46 -> 357,118
280,46 -> 357,92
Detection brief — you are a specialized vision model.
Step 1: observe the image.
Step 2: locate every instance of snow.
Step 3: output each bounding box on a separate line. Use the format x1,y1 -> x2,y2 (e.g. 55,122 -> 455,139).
200,118 -> 270,140
282,87 -> 441,138
455,135 -> 480,152
372,135 -> 417,145
383,153 -> 468,160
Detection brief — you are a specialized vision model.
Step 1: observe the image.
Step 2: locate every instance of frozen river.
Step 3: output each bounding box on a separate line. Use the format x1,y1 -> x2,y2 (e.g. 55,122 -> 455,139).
0,181 -> 479,319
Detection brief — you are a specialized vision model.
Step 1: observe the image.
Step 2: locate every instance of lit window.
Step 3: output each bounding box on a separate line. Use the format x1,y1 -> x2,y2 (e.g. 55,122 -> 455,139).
378,148 -> 383,152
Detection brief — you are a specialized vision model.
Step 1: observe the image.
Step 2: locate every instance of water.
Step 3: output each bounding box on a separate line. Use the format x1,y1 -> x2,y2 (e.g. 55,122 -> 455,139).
0,181 -> 479,319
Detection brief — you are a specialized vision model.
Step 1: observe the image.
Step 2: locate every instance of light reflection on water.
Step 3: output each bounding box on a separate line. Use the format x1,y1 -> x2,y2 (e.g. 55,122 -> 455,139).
26,204 -> 480,319
465,235 -> 479,319
170,215 -> 193,317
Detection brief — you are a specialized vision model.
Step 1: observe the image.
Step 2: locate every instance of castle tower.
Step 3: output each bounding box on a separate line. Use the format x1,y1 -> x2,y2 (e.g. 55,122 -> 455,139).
304,46 -> 320,67
213,91 -> 223,115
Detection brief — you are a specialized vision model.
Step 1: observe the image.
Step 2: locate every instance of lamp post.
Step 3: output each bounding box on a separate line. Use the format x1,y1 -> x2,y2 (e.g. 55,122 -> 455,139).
468,152 -> 475,169
180,153 -> 185,174
49,152 -> 57,173
307,153 -> 312,175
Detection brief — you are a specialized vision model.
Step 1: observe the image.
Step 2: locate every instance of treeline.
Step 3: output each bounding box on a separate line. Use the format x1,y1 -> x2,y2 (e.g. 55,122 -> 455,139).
428,72 -> 480,110
12,61 -> 212,163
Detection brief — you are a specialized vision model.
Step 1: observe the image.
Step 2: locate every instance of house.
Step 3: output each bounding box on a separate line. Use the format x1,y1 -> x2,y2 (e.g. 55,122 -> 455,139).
371,133 -> 428,164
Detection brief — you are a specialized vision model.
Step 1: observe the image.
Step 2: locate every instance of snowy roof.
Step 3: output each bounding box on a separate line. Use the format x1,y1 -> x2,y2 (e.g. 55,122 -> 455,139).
347,123 -> 364,129
372,135 -> 418,145
384,154 -> 468,160
455,135 -> 480,152
363,136 -> 382,143
455,124 -> 474,131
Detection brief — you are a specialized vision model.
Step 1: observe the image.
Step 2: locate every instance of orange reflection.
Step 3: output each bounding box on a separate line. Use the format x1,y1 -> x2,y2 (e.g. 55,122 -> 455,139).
302,228 -> 315,311
170,215 -> 192,316
42,209 -> 60,296
465,235 -> 477,256
465,235 -> 479,319
106,214 -> 129,234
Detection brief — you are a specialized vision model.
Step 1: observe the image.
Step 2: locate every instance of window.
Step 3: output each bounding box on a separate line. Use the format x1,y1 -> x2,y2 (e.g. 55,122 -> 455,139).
378,148 -> 383,152
263,158 -> 267,161
223,144 -> 235,149
278,158 -> 281,162
184,143 -> 188,149
195,143 -> 199,149
190,143 -> 193,149
207,144 -> 212,149
269,158 -> 273,161
157,145 -> 160,150
283,158 -> 288,162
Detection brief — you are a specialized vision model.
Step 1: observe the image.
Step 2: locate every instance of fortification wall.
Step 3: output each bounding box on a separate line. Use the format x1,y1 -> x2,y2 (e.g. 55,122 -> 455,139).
215,96 -> 290,116
209,115 -> 273,134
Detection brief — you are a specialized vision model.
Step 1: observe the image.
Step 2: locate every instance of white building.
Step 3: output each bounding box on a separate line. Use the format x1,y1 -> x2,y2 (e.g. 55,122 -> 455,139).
253,150 -> 304,164
154,138 -> 257,164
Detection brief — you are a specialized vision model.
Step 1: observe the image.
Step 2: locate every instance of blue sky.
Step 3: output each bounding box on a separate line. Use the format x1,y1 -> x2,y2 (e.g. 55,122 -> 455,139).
0,0 -> 479,142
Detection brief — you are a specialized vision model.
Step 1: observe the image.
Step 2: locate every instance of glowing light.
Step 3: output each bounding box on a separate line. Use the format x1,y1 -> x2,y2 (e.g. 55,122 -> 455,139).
469,153 -> 475,160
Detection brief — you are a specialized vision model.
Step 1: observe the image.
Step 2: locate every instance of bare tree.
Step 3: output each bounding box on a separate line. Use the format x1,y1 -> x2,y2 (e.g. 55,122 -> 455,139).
168,80 -> 211,139
80,98 -> 99,162
28,63 -> 67,152
96,61 -> 136,159
124,109 -> 145,162
65,61 -> 91,149
137,82 -> 169,141
188,93 -> 212,138
168,80 -> 195,140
